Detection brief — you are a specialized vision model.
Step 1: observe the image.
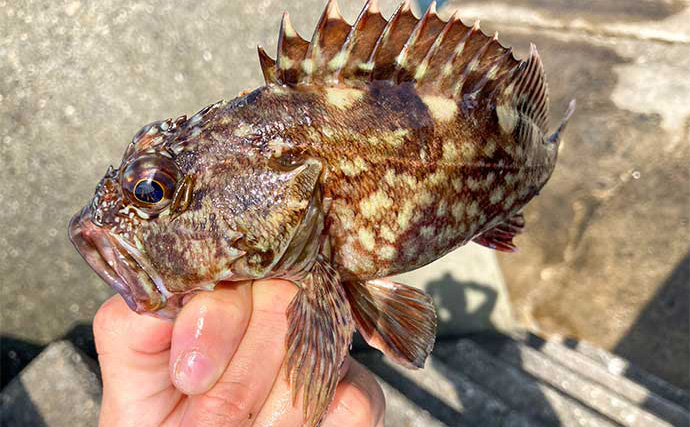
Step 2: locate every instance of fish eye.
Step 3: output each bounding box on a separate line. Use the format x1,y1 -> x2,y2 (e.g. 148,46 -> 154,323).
134,178 -> 166,204
121,155 -> 180,213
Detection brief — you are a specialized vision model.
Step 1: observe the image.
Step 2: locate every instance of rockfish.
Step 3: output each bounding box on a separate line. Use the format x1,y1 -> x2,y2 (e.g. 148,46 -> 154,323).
68,0 -> 574,424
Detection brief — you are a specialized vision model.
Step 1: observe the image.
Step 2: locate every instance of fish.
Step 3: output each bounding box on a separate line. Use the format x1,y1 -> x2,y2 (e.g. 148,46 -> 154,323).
68,0 -> 575,425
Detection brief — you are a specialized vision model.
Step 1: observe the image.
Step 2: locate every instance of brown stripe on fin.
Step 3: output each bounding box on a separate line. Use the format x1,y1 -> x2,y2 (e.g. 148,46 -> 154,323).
370,0 -> 419,81
473,212 -> 525,252
336,0 -> 388,82
286,256 -> 354,427
257,45 -> 278,85
468,46 -> 515,97
414,10 -> 467,90
277,11 -> 310,85
344,279 -> 436,369
305,0 -> 352,84
511,44 -> 549,132
452,30 -> 498,97
393,1 -> 446,83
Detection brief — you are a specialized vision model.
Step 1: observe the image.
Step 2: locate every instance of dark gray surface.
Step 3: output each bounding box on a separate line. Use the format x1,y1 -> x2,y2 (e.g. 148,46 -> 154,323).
356,332 -> 690,427
434,340 -> 618,427
0,341 -> 101,427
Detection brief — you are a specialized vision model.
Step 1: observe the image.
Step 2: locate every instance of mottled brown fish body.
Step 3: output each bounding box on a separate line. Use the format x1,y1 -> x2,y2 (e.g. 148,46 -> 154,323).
68,1 -> 576,426
195,83 -> 556,282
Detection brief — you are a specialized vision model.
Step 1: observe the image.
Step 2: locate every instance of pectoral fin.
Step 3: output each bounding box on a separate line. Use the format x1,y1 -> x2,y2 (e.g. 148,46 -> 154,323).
473,212 -> 525,252
286,256 -> 354,427
344,279 -> 436,369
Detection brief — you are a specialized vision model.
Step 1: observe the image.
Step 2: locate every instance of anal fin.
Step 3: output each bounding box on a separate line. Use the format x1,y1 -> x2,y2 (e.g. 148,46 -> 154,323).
344,279 -> 436,369
286,256 -> 354,427
473,212 -> 525,252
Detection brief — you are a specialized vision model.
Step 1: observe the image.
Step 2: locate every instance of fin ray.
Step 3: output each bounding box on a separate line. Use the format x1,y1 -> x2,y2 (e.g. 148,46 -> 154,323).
305,0 -> 352,83
344,279 -> 436,369
473,212 -> 525,252
257,46 -> 278,85
286,256 -> 354,427
277,12 -> 310,85
370,0 -> 419,81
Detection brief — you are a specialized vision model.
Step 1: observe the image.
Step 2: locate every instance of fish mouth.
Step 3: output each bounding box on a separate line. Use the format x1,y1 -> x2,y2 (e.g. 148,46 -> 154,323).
68,207 -> 179,319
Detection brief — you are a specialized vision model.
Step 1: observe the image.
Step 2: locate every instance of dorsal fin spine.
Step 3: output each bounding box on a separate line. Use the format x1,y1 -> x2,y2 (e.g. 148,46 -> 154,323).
257,45 -> 278,85
453,27 -> 494,97
305,0 -> 345,83
332,0 -> 378,79
277,12 -> 310,84
368,0 -> 411,80
415,10 -> 461,86
468,38 -> 511,96
393,1 -> 436,82
435,20 -> 475,96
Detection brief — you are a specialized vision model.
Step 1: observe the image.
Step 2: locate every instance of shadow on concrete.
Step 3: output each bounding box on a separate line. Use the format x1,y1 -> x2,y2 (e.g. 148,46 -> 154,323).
1,323 -> 97,390
614,250 -> 690,396
356,276 -> 561,426
0,336 -> 43,390
0,380 -> 49,427
427,273 -> 498,337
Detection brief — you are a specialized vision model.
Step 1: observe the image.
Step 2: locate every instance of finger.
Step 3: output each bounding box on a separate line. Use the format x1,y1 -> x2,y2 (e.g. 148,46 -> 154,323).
94,295 -> 179,426
180,279 -> 298,426
170,280 -> 253,395
251,356 -> 353,427
322,359 -> 385,427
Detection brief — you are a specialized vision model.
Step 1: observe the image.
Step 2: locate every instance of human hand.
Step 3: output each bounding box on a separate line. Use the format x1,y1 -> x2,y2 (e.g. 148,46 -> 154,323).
93,279 -> 385,426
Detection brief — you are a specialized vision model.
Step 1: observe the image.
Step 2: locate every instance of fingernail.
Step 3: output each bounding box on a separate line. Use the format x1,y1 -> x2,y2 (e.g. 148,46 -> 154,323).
173,350 -> 217,395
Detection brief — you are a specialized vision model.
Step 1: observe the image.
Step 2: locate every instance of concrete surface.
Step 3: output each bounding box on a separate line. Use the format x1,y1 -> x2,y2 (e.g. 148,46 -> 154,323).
0,341 -> 101,427
440,0 -> 690,390
1,0 -> 688,396
360,331 -> 689,427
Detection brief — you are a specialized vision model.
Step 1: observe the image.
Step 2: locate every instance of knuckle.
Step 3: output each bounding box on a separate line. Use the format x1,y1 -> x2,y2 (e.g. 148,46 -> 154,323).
253,279 -> 298,316
337,384 -> 379,427
195,380 -> 255,425
93,297 -> 125,343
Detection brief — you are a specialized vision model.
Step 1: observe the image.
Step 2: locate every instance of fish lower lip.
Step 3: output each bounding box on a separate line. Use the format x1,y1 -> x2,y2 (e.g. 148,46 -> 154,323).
68,207 -> 165,313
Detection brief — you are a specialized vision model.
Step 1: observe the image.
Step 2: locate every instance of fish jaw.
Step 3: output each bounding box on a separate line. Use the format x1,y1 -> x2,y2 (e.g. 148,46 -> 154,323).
68,206 -> 183,319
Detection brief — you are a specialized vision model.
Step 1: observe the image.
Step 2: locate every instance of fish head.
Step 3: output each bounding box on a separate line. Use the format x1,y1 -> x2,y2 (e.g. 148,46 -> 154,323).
69,102 -> 324,319
68,112 -> 246,319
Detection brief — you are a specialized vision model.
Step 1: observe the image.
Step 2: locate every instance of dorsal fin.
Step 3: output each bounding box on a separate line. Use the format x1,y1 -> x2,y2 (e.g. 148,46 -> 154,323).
258,45 -> 278,85
393,1 -> 446,83
276,12 -> 310,85
304,0 -> 352,83
511,44 -> 549,132
335,0 -> 388,83
369,0 -> 418,81
258,0 -> 566,132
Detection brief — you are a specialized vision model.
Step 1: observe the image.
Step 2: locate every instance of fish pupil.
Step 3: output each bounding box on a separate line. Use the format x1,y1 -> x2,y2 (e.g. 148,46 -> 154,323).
134,179 -> 164,204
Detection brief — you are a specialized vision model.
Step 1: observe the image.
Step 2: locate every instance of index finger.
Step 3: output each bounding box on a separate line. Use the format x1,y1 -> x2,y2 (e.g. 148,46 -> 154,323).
93,295 -> 179,425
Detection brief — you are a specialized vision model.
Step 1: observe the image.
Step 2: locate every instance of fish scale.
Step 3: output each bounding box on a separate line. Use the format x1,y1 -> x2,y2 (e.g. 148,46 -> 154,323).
68,1 -> 575,426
